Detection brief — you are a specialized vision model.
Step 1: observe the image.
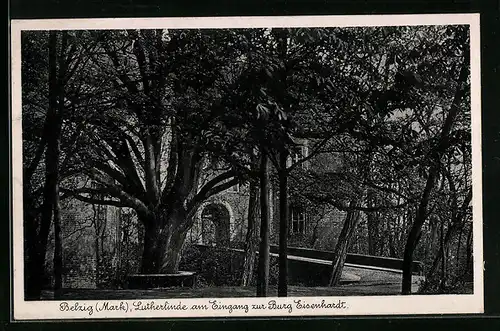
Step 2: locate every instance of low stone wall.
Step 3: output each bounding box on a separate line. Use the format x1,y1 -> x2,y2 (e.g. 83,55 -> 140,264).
193,244 -> 423,287
193,244 -> 359,286
269,245 -> 423,275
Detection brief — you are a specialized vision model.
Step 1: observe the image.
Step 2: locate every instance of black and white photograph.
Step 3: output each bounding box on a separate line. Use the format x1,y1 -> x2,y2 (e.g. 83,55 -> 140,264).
10,15 -> 483,319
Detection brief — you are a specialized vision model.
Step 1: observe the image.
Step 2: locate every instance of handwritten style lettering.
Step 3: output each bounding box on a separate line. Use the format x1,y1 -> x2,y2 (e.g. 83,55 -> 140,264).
209,300 -> 249,313
96,301 -> 128,312
267,300 -> 293,313
294,299 -> 347,310
59,301 -> 94,316
132,301 -> 188,311
57,299 -> 348,316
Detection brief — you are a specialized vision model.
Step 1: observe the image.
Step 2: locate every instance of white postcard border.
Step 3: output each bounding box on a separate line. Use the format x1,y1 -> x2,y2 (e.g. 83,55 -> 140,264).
10,13 -> 484,320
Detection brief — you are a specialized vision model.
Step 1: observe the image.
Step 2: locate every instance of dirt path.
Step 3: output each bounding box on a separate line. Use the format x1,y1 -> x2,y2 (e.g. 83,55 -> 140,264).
40,266 -> 424,300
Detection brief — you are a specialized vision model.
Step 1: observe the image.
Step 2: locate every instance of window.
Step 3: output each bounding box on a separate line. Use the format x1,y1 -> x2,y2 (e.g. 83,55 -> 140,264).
290,206 -> 306,235
291,146 -> 303,164
288,145 -> 308,169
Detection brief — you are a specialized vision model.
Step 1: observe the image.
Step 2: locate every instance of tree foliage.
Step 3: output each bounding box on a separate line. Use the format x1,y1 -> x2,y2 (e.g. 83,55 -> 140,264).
21,25 -> 473,296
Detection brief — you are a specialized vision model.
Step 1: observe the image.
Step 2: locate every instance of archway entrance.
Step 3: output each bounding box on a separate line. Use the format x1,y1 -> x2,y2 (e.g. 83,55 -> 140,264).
200,203 -> 230,246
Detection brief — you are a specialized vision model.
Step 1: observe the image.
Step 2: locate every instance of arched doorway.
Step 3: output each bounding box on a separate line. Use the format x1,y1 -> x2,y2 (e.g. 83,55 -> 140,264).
200,203 -> 230,246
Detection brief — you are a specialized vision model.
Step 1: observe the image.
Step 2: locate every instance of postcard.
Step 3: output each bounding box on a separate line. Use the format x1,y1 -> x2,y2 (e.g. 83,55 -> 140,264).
10,14 -> 483,320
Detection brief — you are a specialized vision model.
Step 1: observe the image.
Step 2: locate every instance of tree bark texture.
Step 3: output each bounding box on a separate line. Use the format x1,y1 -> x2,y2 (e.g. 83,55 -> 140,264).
52,181 -> 63,294
278,149 -> 289,297
34,31 -> 66,296
241,179 -> 259,286
256,148 -> 270,297
366,193 -> 380,256
421,189 -> 472,290
329,199 -> 361,286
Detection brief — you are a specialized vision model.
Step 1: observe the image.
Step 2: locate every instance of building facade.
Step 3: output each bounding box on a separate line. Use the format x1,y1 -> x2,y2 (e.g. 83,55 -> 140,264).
187,140 -> 348,251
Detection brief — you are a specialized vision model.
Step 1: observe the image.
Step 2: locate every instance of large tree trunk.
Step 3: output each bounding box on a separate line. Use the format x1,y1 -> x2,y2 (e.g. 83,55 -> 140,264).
241,179 -> 259,286
159,222 -> 190,274
140,217 -> 162,274
278,149 -> 288,297
256,148 -> 270,297
140,208 -> 191,274
329,199 -> 361,286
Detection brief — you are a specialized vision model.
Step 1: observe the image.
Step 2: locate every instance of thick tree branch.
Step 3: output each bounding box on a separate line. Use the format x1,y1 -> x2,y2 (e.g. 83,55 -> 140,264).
161,124 -> 179,201
96,132 -> 146,197
61,188 -> 128,208
143,131 -> 161,204
84,169 -> 150,217
189,170 -> 237,207
92,161 -> 145,198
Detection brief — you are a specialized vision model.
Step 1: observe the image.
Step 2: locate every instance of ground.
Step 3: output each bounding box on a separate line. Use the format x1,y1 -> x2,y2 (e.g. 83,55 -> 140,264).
40,267 -> 426,300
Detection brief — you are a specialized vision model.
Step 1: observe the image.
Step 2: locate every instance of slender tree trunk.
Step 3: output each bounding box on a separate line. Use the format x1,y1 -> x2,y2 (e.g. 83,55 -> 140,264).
310,220 -> 320,248
366,193 -> 379,256
388,220 -> 397,257
329,199 -> 361,286
401,55 -> 468,295
115,209 -> 122,283
53,182 -> 63,294
424,224 -> 454,287
278,149 -> 288,297
401,168 -> 437,294
92,203 -> 101,287
24,190 -> 42,299
23,30 -> 65,300
428,217 -> 439,265
241,179 -> 259,286
421,188 -> 472,292
257,148 -> 270,297
423,221 -> 464,288
465,224 -> 473,279
439,220 -> 447,291
456,225 -> 463,269
37,31 -> 60,291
